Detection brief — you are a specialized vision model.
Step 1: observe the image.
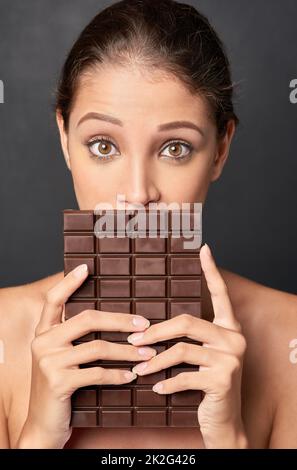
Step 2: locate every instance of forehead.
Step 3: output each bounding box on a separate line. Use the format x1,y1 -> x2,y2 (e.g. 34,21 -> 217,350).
69,64 -> 212,128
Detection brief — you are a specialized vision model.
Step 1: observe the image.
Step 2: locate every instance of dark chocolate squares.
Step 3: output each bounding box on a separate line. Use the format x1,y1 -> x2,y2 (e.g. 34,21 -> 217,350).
64,206 -> 204,427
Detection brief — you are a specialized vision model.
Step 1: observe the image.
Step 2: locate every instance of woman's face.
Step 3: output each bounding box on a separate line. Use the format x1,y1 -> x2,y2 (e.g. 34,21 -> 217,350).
56,65 -> 235,210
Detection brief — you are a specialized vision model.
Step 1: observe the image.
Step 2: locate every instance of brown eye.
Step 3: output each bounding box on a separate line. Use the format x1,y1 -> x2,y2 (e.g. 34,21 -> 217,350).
98,141 -> 111,155
87,137 -> 119,161
168,143 -> 182,157
160,140 -> 193,160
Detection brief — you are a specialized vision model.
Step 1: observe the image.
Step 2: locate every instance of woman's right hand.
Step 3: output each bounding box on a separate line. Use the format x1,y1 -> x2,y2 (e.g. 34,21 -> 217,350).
15,264 -> 156,449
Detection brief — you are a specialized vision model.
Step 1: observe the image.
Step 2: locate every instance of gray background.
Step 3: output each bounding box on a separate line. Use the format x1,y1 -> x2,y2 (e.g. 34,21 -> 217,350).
0,0 -> 296,293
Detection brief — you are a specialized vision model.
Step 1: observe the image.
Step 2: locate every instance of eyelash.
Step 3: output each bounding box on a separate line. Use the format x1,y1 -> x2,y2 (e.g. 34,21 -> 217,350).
85,135 -> 194,163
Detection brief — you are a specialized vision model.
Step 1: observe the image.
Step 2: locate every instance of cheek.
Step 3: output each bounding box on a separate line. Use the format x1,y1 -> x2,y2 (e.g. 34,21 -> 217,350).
156,153 -> 213,203
69,152 -> 111,208
67,135 -> 123,208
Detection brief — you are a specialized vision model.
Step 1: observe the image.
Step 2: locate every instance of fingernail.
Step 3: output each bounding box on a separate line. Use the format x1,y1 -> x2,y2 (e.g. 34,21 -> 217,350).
138,347 -> 156,357
73,264 -> 88,278
132,362 -> 148,374
152,382 -> 164,393
203,243 -> 211,257
124,371 -> 137,381
132,316 -> 150,328
127,332 -> 144,344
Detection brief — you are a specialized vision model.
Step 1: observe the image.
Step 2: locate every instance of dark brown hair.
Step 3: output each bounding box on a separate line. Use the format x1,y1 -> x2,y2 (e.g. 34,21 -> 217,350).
55,0 -> 239,137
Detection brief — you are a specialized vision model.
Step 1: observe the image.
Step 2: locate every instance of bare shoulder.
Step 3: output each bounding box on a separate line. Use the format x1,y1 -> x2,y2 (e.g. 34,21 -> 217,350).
220,268 -> 297,448
220,267 -> 297,332
0,272 -> 64,343
0,283 -> 42,346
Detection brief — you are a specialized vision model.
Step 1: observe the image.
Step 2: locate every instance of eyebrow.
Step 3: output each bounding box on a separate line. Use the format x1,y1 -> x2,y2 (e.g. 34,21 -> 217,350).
77,112 -> 204,137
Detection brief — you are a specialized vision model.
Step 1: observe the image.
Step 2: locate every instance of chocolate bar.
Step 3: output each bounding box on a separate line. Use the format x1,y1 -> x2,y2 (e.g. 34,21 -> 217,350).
64,206 -> 204,427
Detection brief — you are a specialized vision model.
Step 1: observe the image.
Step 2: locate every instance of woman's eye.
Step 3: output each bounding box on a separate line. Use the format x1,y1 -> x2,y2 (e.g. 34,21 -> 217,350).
86,137 -> 193,163
160,141 -> 193,161
87,137 -> 118,161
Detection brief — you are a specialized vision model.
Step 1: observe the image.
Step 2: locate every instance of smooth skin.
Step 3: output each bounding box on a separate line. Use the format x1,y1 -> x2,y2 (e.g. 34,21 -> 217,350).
0,65 -> 297,449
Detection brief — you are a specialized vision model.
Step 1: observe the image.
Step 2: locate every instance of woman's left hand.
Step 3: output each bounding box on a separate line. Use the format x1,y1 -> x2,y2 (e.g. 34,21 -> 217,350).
127,243 -> 249,449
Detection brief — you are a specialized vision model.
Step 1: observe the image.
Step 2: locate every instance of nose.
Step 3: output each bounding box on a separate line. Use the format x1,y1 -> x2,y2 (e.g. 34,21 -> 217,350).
120,155 -> 160,208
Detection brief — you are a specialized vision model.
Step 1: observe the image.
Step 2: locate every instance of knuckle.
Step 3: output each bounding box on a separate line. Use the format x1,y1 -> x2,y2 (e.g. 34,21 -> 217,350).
31,336 -> 44,357
180,313 -> 193,334
47,371 -> 65,395
90,340 -> 107,359
147,322 -> 158,337
93,366 -> 104,383
177,371 -> 190,387
79,309 -> 96,326
228,355 -> 241,375
201,347 -> 211,364
38,354 -> 53,373
45,289 -> 59,306
235,334 -> 247,356
216,371 -> 232,391
119,369 -> 129,382
231,356 -> 241,374
115,369 -> 126,382
130,344 -> 139,356
173,341 -> 188,358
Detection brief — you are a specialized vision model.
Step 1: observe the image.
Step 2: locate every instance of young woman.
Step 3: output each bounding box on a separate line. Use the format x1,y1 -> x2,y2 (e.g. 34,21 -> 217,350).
1,0 -> 296,449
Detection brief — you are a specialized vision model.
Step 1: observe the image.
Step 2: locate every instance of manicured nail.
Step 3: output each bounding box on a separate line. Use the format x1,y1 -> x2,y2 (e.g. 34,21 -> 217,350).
152,382 -> 164,393
132,316 -> 150,328
203,243 -> 211,257
127,332 -> 144,344
132,362 -> 148,374
73,264 -> 88,278
138,347 -> 156,356
124,371 -> 137,381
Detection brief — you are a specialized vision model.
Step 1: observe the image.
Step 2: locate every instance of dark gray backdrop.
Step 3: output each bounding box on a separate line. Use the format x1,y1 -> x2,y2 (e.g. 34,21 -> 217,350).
0,0 -> 296,293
